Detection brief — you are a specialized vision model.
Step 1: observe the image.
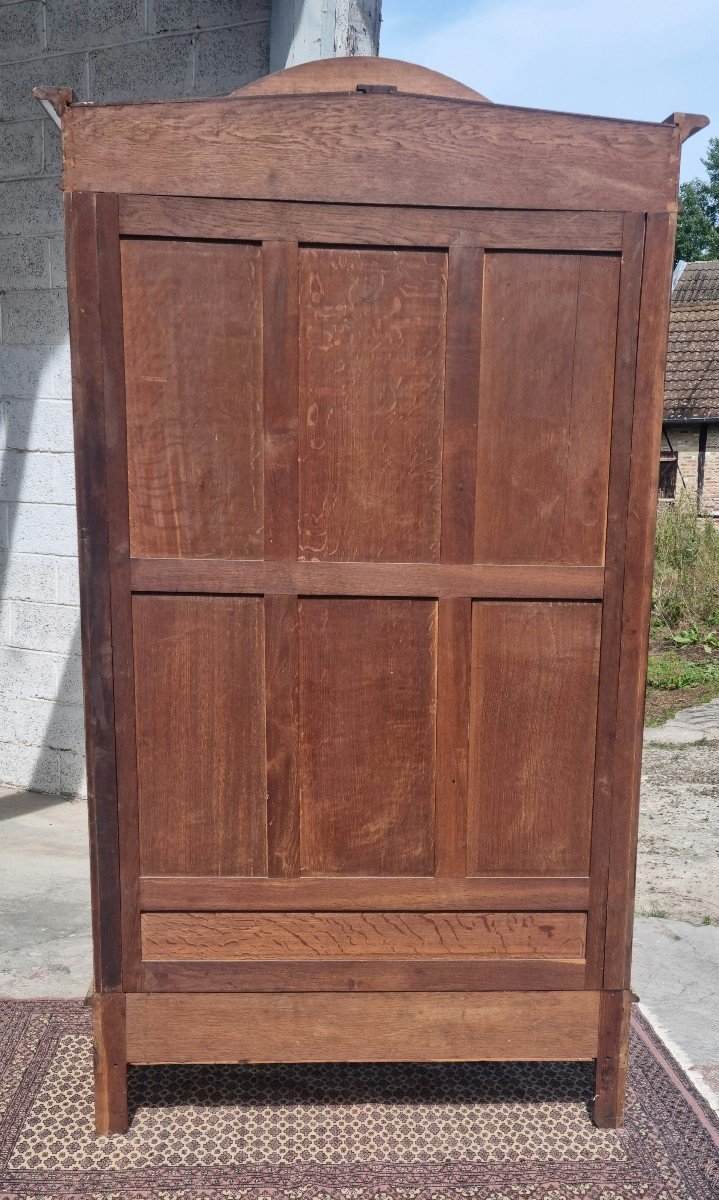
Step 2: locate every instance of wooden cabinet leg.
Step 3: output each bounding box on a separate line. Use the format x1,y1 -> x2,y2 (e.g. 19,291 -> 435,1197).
92,992 -> 128,1134
594,989 -> 631,1128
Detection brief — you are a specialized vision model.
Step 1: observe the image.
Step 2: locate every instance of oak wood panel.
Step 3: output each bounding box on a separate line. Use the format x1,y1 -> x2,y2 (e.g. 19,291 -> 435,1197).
64,94 -> 679,212
139,875 -> 591,912
142,958 -> 587,993
584,214 -> 646,987
64,191 -> 122,993
468,602 -> 602,876
594,990 -> 632,1127
299,599 -> 436,875
603,212 -> 677,991
133,595 -> 267,876
474,252 -> 618,565
298,248 -> 446,562
434,598 -> 471,876
95,195 -> 142,991
142,911 -> 586,960
118,196 -> 625,251
441,246 -> 483,561
264,594 -> 300,877
126,991 -> 601,1063
122,238 -> 263,559
91,992 -> 127,1135
130,558 -> 605,599
263,241 -> 299,559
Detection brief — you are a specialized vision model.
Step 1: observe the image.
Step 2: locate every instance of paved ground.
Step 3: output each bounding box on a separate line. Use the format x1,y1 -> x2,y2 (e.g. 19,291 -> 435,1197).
1,708 -> 718,1107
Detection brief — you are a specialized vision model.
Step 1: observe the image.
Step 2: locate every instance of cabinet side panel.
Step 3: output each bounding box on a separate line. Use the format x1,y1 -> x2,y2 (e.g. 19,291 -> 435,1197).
468,601 -> 601,876
134,595 -> 267,876
122,239 -> 263,559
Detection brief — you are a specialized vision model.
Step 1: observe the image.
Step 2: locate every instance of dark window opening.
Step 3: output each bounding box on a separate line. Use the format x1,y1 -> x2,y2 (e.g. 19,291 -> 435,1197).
659,449 -> 678,499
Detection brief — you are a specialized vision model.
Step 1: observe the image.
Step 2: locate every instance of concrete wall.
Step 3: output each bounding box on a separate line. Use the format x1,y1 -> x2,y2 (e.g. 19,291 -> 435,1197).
0,0 -> 273,796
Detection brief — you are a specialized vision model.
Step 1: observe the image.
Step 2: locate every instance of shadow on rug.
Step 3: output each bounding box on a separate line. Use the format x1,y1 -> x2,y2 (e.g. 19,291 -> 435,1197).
1,999 -> 717,1198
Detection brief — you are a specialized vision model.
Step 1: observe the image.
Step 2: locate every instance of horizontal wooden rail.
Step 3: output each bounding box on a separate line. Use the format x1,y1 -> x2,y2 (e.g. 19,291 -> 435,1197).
139,875 -> 592,912
130,559 -> 605,600
119,195 -> 624,251
141,958 -> 587,993
126,990 -> 601,1063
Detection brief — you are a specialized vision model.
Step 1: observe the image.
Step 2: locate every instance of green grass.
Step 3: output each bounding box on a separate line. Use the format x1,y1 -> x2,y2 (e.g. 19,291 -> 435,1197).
653,494 -> 719,634
646,653 -> 719,690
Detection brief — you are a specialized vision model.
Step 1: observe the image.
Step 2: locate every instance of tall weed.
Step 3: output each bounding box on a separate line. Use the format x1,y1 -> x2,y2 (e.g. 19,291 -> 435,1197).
653,494 -> 719,632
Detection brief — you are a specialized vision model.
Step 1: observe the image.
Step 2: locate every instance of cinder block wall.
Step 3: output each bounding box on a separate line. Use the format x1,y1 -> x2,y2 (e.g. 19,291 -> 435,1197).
0,0 -> 271,796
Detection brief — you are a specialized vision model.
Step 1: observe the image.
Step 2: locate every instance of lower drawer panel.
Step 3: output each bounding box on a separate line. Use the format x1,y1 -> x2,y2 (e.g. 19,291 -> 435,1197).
126,990 -> 601,1064
141,911 -> 586,961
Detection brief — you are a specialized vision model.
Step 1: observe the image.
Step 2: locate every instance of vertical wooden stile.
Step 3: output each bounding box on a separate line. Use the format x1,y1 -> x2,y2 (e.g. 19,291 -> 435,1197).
95,194 -> 142,990
65,191 -> 123,994
584,213 -> 645,988
263,241 -> 301,875
603,212 -> 676,990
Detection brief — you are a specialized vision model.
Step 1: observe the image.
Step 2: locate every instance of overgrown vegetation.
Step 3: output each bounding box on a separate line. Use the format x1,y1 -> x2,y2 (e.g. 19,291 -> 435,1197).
675,136 -> 719,263
647,496 -> 719,718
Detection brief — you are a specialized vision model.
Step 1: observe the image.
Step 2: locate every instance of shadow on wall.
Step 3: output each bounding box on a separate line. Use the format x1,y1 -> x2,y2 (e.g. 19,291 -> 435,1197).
0,333 -> 86,799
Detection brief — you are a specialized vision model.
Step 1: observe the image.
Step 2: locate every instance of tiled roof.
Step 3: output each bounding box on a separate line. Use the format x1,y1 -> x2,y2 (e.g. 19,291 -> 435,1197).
664,261 -> 719,420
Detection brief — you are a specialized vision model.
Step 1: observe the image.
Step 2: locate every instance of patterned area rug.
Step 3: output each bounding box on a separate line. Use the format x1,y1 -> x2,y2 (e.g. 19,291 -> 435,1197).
1,999 -> 718,1198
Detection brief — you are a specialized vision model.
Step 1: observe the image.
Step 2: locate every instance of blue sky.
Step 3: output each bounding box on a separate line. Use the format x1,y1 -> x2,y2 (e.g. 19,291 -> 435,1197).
380,0 -> 718,182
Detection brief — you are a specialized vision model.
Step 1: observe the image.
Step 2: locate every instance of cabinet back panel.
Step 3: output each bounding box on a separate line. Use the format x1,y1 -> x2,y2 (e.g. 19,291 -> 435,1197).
298,248 -> 447,562
133,595 -> 267,876
468,602 -> 602,876
122,239 -> 263,559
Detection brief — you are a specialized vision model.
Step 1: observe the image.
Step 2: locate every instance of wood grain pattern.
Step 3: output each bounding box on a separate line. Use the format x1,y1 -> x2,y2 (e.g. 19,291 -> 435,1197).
63,93 -> 679,212
122,239 -> 263,559
441,246 -> 483,562
263,241 -> 298,559
298,248 -> 446,562
434,598 -> 471,876
139,875 -> 592,912
142,911 -> 586,960
594,990 -> 632,1127
92,992 -> 127,1134
468,602 -> 601,876
118,196 -> 625,251
142,958 -> 587,993
603,212 -> 677,991
299,599 -> 436,875
584,214 -> 645,988
130,558 -> 605,599
133,595 -> 267,876
64,191 -> 122,993
474,253 -> 618,565
126,991 -> 601,1064
264,594 -> 299,877
95,194 -> 142,991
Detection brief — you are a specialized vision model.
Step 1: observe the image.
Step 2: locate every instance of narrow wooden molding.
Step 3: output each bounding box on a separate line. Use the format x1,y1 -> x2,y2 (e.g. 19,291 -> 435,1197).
263,240 -> 299,559
139,874 -> 592,912
130,559 -> 604,600
264,594 -> 300,876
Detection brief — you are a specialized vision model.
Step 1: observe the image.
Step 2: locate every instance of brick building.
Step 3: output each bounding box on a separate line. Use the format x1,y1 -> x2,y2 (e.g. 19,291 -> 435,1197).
661,260 -> 719,518
0,0 -> 380,797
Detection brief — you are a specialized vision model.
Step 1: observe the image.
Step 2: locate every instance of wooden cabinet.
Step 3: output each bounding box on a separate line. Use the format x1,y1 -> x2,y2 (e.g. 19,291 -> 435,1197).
55,58 -> 705,1134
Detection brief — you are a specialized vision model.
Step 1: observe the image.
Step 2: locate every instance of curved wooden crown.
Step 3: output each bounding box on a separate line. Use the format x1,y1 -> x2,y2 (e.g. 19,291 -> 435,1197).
233,56 -> 489,102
